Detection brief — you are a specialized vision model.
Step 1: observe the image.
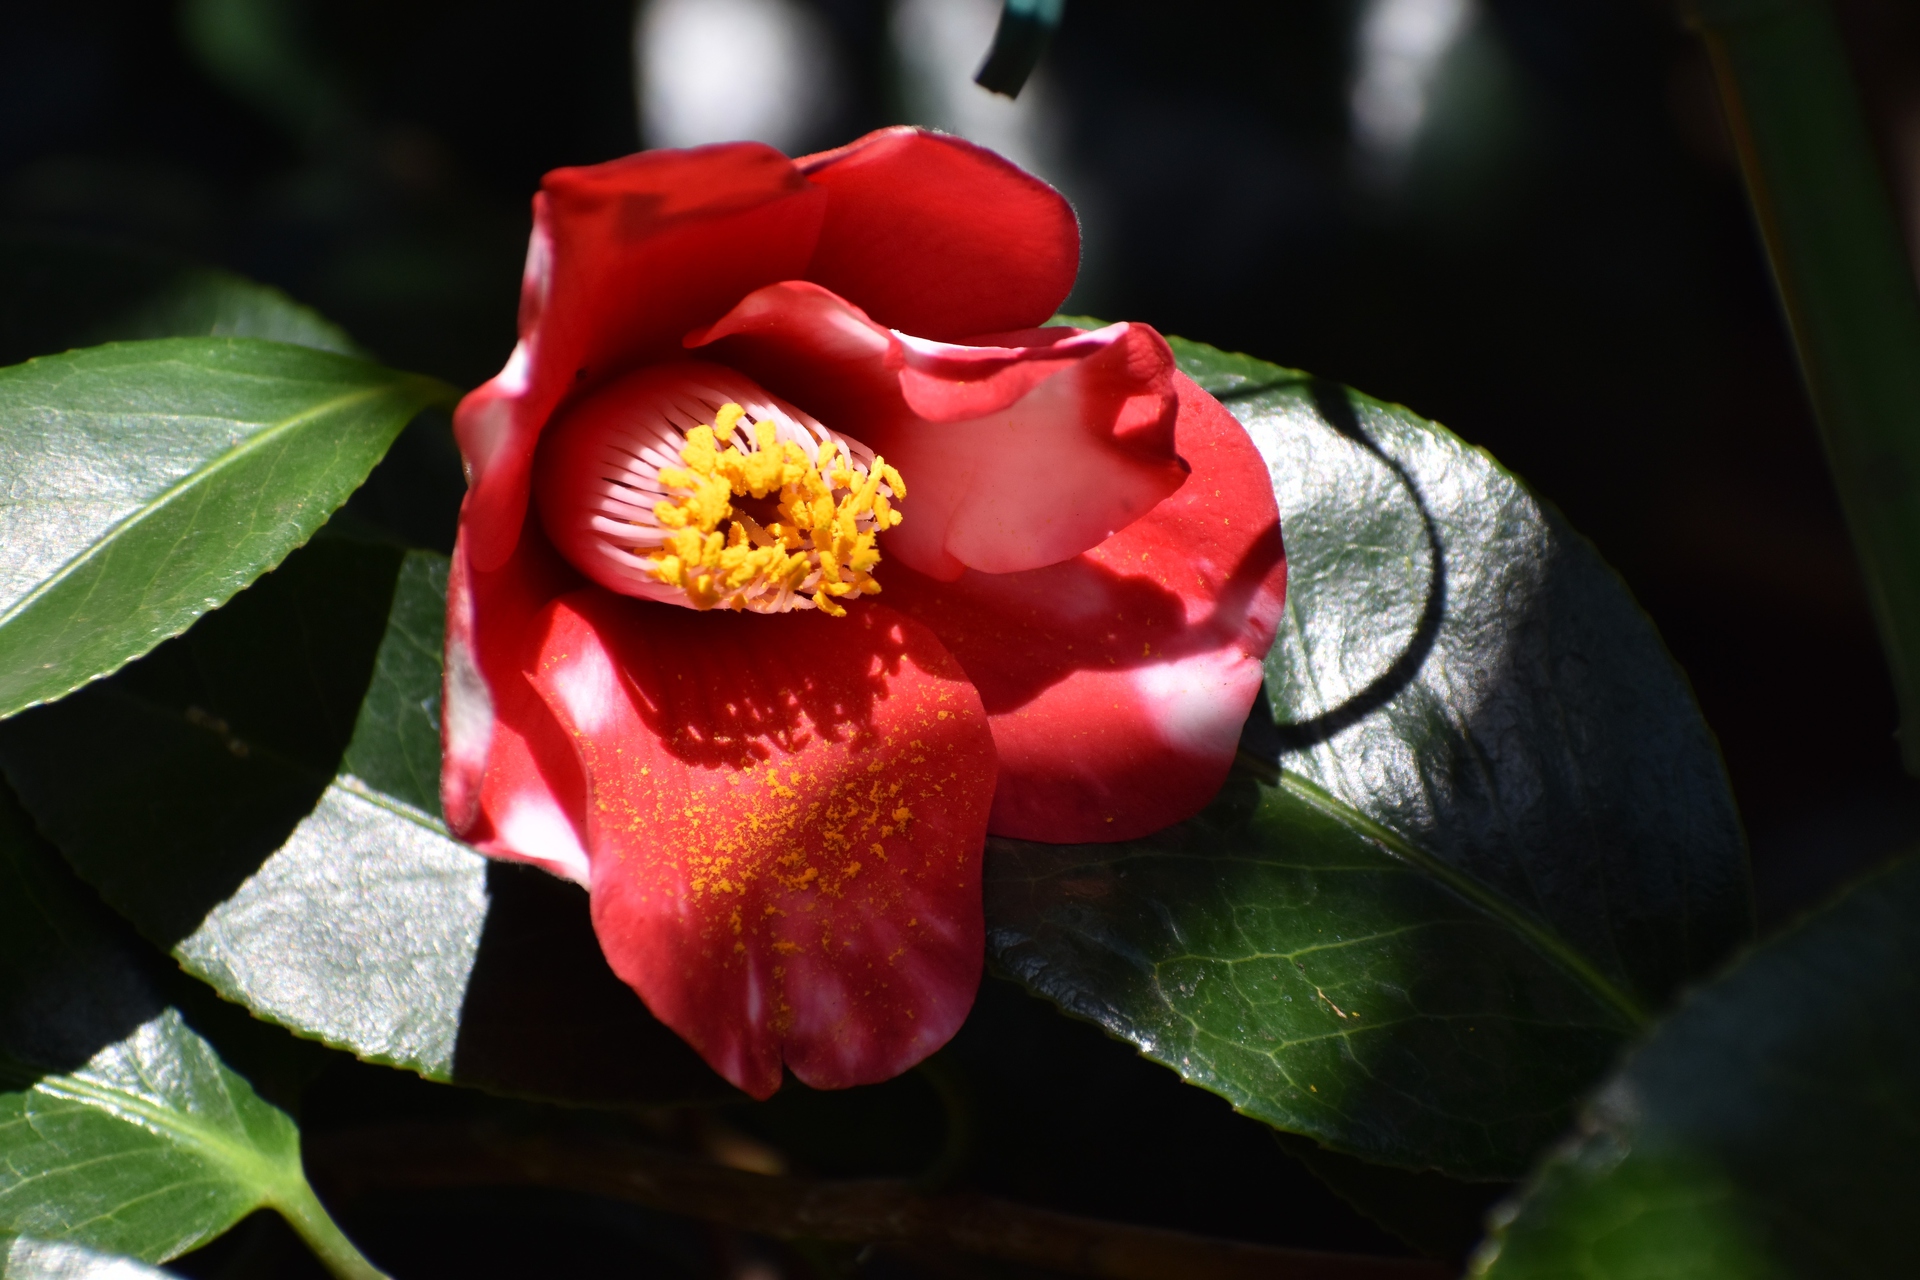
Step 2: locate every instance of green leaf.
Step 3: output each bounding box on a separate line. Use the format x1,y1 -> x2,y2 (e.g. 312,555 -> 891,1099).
0,228 -> 360,366
2,1237 -> 176,1279
1275,1133 -> 1509,1264
0,785 -> 376,1275
986,336 -> 1753,1178
1474,852 -> 1920,1279
1678,2 -> 1920,777
0,540 -> 728,1107
0,337 -> 454,720
338,549 -> 452,815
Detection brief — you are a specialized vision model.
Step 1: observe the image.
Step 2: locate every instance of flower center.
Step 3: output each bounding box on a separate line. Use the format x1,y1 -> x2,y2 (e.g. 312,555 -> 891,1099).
534,362 -> 905,616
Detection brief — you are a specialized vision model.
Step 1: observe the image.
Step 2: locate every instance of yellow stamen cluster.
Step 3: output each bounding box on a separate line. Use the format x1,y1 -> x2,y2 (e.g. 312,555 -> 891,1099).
648,403 -> 905,615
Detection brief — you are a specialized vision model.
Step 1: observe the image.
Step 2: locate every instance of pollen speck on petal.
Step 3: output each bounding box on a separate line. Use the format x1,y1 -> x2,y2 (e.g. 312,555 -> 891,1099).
528,590 -> 996,1097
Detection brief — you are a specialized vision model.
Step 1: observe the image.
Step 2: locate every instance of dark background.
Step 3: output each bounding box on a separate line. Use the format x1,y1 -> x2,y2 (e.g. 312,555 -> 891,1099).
4,1 -> 1919,1275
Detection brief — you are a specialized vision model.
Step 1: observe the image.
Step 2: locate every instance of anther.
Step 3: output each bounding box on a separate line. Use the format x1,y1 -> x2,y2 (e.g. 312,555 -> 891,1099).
533,360 -> 904,615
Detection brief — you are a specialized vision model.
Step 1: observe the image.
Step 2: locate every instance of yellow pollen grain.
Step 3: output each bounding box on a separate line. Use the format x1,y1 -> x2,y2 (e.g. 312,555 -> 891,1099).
644,403 -> 905,614
668,700 -> 964,954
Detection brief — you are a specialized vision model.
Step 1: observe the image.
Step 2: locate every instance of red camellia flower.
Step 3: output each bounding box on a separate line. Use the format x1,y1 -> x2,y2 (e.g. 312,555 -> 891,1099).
442,126 -> 1287,1098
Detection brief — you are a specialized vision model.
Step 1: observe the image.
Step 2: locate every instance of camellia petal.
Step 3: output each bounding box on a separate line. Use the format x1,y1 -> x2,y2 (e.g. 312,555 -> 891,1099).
882,369 -> 1287,843
689,282 -> 1190,580
796,127 -> 1079,342
444,130 -> 1289,1093
442,523 -> 594,884
526,590 -> 997,1098
457,143 -> 828,572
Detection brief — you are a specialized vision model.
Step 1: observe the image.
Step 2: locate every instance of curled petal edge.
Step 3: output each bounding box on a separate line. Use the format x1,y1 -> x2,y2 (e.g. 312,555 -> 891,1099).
688,282 -> 1189,582
882,371 -> 1287,842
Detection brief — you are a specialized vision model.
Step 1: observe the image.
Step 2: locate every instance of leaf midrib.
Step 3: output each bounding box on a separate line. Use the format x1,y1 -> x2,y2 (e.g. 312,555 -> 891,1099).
26,1069 -> 295,1205
1275,767 -> 1651,1029
334,772 -> 449,837
0,378 -> 397,633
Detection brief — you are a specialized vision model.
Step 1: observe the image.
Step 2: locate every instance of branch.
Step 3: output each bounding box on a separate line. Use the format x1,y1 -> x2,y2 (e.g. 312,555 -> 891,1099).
308,1124 -> 1453,1280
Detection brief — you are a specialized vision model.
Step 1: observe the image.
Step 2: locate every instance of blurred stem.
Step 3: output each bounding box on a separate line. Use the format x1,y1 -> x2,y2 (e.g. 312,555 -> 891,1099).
911,1051 -> 974,1191
1685,0 -> 1920,773
271,1174 -> 390,1280
311,1124 -> 1449,1280
975,0 -> 1066,98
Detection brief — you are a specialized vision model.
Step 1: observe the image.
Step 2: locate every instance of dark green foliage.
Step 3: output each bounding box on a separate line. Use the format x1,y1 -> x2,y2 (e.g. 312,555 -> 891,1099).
0,541 -> 727,1108
985,337 -> 1753,1178
1477,853 -> 1920,1278
0,787 -> 312,1264
0,229 -> 360,368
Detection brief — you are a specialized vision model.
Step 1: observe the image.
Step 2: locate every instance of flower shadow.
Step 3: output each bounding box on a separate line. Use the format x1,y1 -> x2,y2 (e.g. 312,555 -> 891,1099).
589,596 -> 939,771
887,521 -> 1285,717
0,784 -> 171,1078
1240,377 -> 1446,756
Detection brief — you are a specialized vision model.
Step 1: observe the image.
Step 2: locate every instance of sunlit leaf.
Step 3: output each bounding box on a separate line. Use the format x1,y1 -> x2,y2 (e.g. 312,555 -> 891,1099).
0,788 -> 331,1266
0,338 -> 453,719
2,1237 -> 177,1279
2,329 -> 1752,1165
985,334 -> 1752,1178
0,541 -> 728,1107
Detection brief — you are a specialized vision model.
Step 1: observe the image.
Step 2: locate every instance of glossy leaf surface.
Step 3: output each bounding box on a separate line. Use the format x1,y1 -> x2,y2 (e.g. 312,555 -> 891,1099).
1475,853 -> 1920,1278
2,1238 -> 177,1279
985,336 -> 1752,1178
0,337 -> 451,719
0,541 -> 727,1106
0,788 -> 309,1264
